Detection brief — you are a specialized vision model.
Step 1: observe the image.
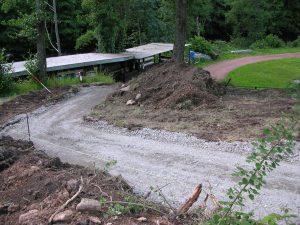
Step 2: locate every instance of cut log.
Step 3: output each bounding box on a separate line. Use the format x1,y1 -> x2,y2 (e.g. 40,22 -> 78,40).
177,184 -> 202,214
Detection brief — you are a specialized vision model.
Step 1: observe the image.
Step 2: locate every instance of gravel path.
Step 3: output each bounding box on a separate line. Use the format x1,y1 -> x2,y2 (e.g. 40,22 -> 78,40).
204,52 -> 300,80
1,86 -> 300,221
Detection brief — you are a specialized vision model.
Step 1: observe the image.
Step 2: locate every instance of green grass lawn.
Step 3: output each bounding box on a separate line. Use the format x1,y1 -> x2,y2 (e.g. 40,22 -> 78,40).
225,58 -> 300,88
196,47 -> 300,68
1,73 -> 115,98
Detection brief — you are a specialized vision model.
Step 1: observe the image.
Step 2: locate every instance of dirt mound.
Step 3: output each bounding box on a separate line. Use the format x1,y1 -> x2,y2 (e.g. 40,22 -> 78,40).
109,62 -> 224,109
0,136 -> 189,225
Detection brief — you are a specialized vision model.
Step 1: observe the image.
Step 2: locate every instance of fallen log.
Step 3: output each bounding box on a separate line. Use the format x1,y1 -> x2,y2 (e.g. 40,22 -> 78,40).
177,184 -> 202,214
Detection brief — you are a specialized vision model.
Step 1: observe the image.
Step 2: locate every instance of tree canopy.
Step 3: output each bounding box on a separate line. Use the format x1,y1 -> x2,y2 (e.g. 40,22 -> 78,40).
0,0 -> 299,59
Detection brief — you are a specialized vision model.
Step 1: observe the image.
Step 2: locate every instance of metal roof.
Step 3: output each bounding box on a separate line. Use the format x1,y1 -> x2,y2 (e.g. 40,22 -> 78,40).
9,43 -> 178,76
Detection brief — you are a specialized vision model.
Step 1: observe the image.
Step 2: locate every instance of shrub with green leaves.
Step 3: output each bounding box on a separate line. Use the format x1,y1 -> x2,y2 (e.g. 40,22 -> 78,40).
206,117 -> 298,225
0,49 -> 14,95
190,36 -> 216,57
250,34 -> 285,49
212,40 -> 232,54
24,53 -> 38,77
291,36 -> 300,47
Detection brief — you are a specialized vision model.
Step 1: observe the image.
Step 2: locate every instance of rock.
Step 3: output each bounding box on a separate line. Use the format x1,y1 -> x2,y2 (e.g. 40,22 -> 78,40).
120,85 -> 130,92
135,93 -> 142,100
76,198 -> 101,213
88,216 -> 101,224
126,100 -> 136,105
8,203 -> 19,213
19,210 -> 39,225
52,210 -> 73,223
47,157 -> 63,168
66,179 -> 80,193
137,217 -> 147,222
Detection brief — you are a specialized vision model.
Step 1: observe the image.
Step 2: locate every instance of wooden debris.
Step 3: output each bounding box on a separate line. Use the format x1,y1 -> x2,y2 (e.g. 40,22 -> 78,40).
177,184 -> 202,214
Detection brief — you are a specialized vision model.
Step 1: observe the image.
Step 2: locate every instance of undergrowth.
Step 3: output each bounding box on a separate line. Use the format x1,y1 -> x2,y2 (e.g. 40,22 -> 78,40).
1,73 -> 115,97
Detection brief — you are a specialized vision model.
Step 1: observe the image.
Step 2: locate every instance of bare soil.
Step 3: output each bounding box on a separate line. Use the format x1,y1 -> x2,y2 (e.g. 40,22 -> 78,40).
0,87 -> 78,127
90,63 -> 297,141
0,136 -> 186,225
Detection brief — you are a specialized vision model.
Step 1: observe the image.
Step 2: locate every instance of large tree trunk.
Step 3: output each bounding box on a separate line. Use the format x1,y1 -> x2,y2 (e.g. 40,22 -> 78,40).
173,0 -> 188,63
36,0 -> 47,81
53,0 -> 62,56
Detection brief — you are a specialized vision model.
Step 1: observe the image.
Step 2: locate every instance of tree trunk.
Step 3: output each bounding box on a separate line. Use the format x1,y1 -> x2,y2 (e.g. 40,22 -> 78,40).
53,0 -> 62,56
196,16 -> 200,36
173,0 -> 188,63
36,0 -> 47,81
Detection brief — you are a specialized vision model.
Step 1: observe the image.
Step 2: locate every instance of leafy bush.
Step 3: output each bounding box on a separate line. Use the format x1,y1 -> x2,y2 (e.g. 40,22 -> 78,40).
75,30 -> 96,50
190,36 -> 216,58
250,34 -> 285,49
0,49 -> 14,95
264,34 -> 285,48
205,118 -> 298,225
291,36 -> 300,47
230,37 -> 253,48
24,53 -> 38,77
212,40 -> 233,53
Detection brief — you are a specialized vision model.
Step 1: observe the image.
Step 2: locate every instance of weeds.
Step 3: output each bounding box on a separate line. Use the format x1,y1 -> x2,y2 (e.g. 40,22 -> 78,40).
206,116 -> 299,225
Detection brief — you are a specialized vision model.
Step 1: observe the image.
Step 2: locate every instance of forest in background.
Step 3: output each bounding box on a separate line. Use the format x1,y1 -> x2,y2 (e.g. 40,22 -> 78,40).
0,0 -> 300,61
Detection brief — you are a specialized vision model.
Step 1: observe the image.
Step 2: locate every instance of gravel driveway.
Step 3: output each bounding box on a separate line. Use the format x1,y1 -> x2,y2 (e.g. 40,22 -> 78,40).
1,86 -> 300,221
205,52 -> 300,80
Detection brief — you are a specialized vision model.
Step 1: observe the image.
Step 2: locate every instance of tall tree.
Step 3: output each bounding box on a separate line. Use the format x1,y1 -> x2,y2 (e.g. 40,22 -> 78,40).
53,0 -> 62,55
35,0 -> 47,80
173,0 -> 188,63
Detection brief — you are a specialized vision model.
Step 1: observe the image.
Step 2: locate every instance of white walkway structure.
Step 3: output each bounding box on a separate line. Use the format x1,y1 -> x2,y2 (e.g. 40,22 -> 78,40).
10,43 -> 174,77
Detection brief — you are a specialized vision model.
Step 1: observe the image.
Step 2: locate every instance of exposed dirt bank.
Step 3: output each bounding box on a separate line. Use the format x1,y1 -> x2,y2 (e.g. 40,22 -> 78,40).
0,136 -> 178,225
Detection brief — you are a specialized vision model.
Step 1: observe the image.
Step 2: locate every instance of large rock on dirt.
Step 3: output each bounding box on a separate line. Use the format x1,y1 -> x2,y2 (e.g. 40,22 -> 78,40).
19,210 -> 39,225
66,179 -> 80,193
126,100 -> 136,105
52,210 -> 73,223
76,198 -> 101,213
120,85 -> 130,92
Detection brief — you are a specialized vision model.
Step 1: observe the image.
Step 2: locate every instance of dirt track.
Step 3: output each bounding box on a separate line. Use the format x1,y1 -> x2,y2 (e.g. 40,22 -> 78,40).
1,86 -> 300,221
204,52 -> 300,80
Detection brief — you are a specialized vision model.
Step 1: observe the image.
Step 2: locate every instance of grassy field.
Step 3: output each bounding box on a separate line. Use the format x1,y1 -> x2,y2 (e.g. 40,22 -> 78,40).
225,58 -> 300,88
1,73 -> 115,98
196,47 -> 300,68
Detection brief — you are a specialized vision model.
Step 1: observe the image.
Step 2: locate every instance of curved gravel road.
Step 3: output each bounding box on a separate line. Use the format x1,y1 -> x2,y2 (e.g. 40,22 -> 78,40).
1,86 -> 300,221
205,52 -> 300,80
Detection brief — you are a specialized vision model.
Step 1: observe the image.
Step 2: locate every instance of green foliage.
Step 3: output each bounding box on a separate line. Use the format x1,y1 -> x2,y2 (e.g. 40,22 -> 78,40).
251,35 -> 285,49
211,40 -> 232,53
100,196 -> 144,218
103,159 -> 117,173
190,36 -> 215,57
290,36 -> 300,47
0,49 -> 13,95
75,30 -> 96,50
3,73 -> 114,97
206,118 -> 298,225
24,53 -> 38,76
